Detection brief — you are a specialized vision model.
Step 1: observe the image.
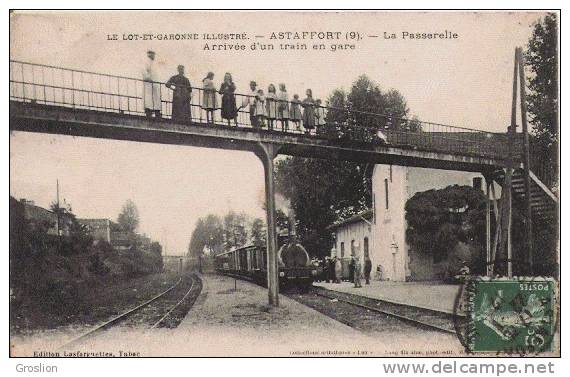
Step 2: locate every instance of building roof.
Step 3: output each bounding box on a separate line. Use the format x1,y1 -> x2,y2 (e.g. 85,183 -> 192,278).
327,209 -> 373,230
78,218 -> 110,229
78,218 -> 110,223
23,202 -> 57,223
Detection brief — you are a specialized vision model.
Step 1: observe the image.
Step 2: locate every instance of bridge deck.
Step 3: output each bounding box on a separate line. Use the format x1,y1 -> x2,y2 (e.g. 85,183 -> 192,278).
9,59 -> 523,174
10,101 -> 507,173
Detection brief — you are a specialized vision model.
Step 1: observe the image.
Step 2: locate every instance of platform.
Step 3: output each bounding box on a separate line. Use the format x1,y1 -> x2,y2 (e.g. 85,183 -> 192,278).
174,273 -> 367,356
313,280 -> 463,315
169,274 -> 461,356
11,274 -> 465,357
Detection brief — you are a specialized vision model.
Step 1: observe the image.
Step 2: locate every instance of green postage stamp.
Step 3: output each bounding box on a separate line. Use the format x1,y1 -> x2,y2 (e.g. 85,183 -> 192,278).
463,277 -> 557,354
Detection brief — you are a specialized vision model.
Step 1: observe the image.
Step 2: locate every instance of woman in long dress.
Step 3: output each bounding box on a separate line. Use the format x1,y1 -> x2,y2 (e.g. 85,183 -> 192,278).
254,89 -> 266,128
219,72 -> 238,127
302,88 -> 316,134
315,99 -> 327,131
265,84 -> 278,130
201,72 -> 216,124
290,94 -> 302,131
277,83 -> 289,132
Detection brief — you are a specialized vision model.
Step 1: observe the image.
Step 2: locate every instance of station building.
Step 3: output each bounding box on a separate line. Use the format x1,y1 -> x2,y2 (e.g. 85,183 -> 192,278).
330,165 -> 484,281
78,218 -> 112,243
78,218 -> 144,251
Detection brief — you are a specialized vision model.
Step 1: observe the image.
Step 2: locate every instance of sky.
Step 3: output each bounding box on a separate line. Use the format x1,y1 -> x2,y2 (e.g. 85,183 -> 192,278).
9,11 -> 546,254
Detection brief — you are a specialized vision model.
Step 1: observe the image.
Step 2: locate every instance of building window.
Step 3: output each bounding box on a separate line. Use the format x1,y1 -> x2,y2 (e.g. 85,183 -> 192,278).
384,178 -> 389,209
340,242 -> 345,258
364,237 -> 369,259
351,240 -> 355,256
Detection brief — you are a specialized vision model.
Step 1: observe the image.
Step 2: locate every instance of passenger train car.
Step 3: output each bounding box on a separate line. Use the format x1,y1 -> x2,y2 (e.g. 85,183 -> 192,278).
214,240 -> 317,291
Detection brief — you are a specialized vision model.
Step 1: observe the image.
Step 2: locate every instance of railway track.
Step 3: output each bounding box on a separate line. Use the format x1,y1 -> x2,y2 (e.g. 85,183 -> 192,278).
60,274 -> 202,349
286,286 -> 466,337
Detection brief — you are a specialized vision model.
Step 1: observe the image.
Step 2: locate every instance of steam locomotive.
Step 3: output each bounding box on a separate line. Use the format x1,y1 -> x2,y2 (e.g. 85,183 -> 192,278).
214,232 -> 317,291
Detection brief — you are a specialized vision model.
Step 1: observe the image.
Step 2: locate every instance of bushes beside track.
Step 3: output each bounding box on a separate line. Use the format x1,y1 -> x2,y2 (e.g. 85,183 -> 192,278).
9,196 -> 163,331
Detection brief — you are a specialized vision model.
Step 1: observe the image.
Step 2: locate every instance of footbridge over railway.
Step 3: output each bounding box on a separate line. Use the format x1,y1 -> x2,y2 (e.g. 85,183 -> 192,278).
9,55 -> 558,306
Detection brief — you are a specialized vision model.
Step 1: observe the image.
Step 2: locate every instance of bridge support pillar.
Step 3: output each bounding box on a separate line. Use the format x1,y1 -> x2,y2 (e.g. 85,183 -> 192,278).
255,142 -> 280,307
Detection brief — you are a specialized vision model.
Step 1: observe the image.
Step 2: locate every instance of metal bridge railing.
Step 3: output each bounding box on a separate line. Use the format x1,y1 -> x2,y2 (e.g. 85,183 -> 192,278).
10,60 -> 511,160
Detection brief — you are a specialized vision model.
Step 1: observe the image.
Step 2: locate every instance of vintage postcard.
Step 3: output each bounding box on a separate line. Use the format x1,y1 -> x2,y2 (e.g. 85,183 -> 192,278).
8,10 -> 560,359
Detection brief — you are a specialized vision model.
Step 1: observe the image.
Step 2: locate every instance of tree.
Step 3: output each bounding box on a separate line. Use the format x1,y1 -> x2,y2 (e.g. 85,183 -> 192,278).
10,197 -> 31,296
149,241 -> 164,271
321,76 -> 410,142
405,185 -> 487,276
188,214 -> 223,257
525,13 -> 558,187
250,218 -> 266,247
117,200 -> 140,233
275,75 -> 410,258
203,215 -> 224,253
49,200 -> 92,254
405,184 -> 558,277
150,241 -> 163,256
408,116 -> 423,132
223,210 -> 249,251
49,200 -> 72,235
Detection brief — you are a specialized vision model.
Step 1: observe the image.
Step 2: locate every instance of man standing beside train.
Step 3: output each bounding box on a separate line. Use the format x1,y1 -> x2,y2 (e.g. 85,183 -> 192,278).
353,242 -> 362,288
328,249 -> 337,283
334,256 -> 342,284
353,255 -> 363,288
364,256 -> 372,285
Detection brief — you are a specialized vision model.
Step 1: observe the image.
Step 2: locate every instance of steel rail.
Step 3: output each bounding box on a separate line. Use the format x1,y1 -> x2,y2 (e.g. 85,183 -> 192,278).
150,275 -> 199,329
313,289 -> 457,335
59,277 -> 182,349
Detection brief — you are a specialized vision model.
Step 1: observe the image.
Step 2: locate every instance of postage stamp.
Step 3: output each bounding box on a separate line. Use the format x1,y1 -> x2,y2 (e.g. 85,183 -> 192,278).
462,277 -> 557,354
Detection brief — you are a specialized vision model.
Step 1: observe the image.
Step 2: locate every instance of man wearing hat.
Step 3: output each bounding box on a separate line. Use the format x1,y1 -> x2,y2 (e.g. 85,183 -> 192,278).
334,255 -> 342,283
142,50 -> 162,118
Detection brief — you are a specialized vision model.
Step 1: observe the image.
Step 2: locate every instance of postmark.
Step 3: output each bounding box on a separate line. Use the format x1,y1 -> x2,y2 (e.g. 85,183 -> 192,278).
457,276 -> 557,354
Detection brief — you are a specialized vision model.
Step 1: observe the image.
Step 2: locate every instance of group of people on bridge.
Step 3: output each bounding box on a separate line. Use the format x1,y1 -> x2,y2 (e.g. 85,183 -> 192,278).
142,50 -> 327,134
